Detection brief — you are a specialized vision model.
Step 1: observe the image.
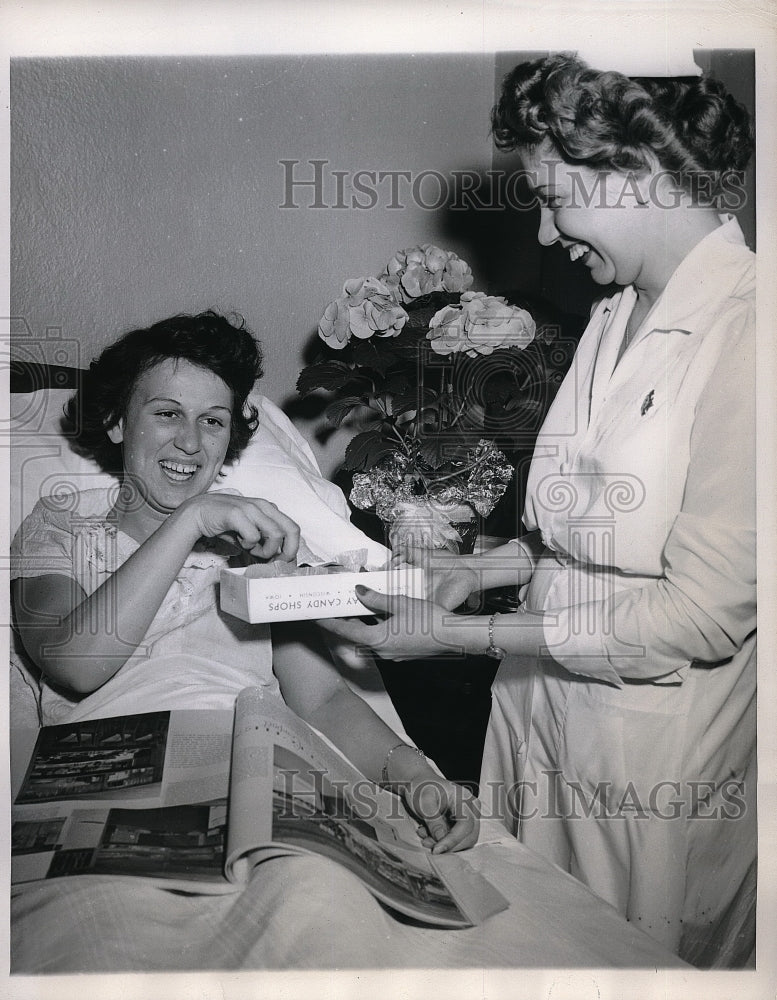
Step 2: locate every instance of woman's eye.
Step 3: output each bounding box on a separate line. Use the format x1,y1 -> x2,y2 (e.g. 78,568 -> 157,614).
202,417 -> 226,428
156,410 -> 178,419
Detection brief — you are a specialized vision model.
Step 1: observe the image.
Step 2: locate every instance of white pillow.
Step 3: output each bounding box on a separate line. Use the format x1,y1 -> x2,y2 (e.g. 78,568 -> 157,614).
9,388 -> 106,539
9,388 -> 389,567
8,386 -> 405,737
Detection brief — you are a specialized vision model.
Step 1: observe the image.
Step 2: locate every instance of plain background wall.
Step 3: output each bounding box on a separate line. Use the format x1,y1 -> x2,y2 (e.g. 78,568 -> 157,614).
10,54 -> 496,472
10,50 -> 756,474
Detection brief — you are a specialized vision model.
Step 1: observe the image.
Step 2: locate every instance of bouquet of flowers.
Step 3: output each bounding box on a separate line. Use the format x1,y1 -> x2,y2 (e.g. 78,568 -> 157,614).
297,244 -> 545,550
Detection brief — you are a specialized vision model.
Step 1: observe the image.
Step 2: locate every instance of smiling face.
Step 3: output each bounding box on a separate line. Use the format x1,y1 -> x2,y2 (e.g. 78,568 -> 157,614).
520,144 -> 653,289
107,358 -> 233,518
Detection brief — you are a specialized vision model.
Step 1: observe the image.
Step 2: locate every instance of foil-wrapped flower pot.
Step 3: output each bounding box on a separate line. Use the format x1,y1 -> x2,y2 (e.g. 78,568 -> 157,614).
386,499 -> 479,556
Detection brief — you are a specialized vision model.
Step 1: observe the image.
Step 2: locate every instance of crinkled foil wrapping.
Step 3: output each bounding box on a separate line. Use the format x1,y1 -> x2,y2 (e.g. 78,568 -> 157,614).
466,442 -> 514,516
349,440 -> 513,521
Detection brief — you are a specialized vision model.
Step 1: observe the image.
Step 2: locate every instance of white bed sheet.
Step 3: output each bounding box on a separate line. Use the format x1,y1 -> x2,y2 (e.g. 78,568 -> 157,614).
10,833 -> 686,973
8,672 -> 686,973
7,388 -> 687,973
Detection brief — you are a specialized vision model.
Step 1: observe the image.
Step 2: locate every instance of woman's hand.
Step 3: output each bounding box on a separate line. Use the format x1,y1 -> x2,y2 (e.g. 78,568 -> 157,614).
318,587 -> 464,660
405,777 -> 480,853
393,548 -> 481,611
428,563 -> 480,611
176,491 -> 300,561
386,746 -> 480,853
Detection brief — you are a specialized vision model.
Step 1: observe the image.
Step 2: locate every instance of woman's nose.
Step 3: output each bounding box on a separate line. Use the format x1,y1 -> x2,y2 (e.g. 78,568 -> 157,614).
174,421 -> 202,454
537,206 -> 559,246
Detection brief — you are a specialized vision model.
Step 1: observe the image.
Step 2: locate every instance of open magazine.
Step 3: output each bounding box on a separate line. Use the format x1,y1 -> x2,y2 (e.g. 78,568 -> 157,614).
10,688 -> 508,928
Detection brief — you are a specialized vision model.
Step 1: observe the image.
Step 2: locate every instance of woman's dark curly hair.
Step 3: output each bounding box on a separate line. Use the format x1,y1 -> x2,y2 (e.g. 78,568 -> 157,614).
65,311 -> 263,474
492,55 -> 753,195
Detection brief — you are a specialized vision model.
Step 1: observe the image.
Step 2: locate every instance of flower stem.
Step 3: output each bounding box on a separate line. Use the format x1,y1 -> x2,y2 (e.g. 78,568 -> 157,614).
374,397 -> 413,455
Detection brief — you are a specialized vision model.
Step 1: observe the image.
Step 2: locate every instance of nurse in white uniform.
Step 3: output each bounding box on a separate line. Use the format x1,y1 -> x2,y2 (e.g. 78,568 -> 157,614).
322,55 -> 757,966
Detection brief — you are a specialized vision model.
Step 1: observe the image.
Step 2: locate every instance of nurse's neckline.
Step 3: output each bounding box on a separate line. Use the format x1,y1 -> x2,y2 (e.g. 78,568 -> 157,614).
617,292 -> 652,363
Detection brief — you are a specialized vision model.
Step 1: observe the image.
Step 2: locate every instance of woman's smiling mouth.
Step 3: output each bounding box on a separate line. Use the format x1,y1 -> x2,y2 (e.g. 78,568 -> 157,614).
159,459 -> 198,482
568,242 -> 591,262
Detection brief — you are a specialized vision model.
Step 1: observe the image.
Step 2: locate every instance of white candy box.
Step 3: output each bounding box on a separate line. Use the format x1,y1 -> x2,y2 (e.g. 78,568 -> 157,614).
219,561 -> 426,624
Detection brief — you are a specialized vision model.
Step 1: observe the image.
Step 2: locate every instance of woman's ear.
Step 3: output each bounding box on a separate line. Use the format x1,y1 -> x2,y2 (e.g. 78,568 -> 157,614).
107,420 -> 124,444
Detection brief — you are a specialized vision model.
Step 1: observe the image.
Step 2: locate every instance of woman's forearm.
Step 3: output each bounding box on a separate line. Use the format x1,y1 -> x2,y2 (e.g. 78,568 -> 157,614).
304,685 -> 413,784
431,535 -> 536,581
15,506 -> 203,694
441,606 -> 548,660
462,538 -> 536,587
272,623 -> 404,782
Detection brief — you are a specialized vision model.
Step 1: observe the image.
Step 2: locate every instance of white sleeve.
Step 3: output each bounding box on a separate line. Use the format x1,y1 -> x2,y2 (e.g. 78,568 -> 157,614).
544,307 -> 756,683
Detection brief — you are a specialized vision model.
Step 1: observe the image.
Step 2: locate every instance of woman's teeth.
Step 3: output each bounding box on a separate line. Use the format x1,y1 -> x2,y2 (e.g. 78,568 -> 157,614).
160,460 -> 197,481
569,243 -> 591,262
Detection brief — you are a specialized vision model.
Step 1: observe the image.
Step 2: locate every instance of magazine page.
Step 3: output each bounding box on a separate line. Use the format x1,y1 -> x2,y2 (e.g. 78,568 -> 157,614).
225,687 -> 509,927
10,708 -> 236,890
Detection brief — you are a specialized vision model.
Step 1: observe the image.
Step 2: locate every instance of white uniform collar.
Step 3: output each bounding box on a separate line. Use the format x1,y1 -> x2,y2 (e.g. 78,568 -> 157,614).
623,214 -> 753,339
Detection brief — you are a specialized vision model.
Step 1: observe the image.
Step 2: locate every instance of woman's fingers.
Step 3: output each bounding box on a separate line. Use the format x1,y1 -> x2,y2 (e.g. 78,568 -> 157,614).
318,588 -> 455,661
389,544 -> 428,568
316,614 -> 389,647
406,781 -> 450,842
430,786 -> 480,854
227,509 -> 289,560
355,587 -> 434,624
198,493 -> 300,560
403,779 -> 480,853
389,551 -> 479,610
353,585 -> 393,614
430,816 -> 478,854
243,499 -> 300,561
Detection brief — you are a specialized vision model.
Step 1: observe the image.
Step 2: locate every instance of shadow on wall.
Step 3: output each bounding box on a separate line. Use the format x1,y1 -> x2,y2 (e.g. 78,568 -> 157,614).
281,158 -> 592,409
280,168 -> 587,537
280,47 -> 755,489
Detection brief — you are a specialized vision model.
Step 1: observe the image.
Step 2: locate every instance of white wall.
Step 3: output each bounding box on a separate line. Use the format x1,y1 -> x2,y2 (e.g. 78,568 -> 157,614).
12,50 -> 754,474
10,53 -> 496,472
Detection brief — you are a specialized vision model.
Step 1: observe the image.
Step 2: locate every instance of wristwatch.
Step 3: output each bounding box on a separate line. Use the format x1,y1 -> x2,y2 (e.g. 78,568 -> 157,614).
484,612 -> 507,660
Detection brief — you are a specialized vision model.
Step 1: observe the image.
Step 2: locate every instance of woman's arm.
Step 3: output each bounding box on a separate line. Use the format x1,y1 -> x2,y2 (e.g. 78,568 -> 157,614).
13,494 -> 300,695
444,535 -> 539,584
400,535 -> 537,611
272,622 -> 479,852
13,511 -> 207,694
536,315 -> 757,683
324,316 -> 757,682
319,588 -> 547,663
318,534 -> 542,661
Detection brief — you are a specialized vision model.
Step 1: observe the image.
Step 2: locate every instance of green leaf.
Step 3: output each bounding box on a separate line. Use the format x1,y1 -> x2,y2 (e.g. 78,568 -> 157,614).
324,396 -> 365,427
404,292 -> 457,324
342,431 -> 398,472
296,360 -> 352,396
392,386 -> 437,416
340,373 -> 378,396
417,436 -> 452,471
383,372 -> 415,395
350,339 -> 399,375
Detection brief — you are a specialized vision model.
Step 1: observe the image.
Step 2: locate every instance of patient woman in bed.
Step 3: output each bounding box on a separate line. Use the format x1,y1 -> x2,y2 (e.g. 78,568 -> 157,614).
11,310 -> 477,853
